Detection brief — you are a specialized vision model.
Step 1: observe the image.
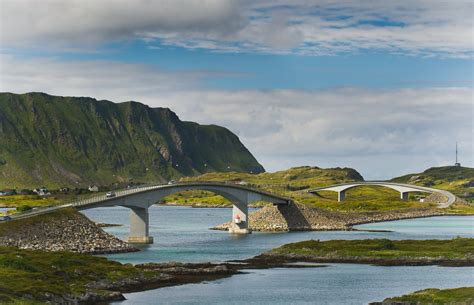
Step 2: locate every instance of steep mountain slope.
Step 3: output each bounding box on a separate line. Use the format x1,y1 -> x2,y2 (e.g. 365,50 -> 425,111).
0,92 -> 264,188
391,166 -> 474,200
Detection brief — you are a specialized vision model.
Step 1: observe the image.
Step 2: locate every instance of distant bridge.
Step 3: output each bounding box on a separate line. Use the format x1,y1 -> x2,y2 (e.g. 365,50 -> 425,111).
10,182 -> 291,244
308,181 -> 456,208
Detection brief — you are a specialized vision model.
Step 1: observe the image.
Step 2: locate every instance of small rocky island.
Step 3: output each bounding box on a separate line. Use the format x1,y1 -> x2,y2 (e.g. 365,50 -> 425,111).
369,287 -> 474,305
0,235 -> 472,304
254,238 -> 474,266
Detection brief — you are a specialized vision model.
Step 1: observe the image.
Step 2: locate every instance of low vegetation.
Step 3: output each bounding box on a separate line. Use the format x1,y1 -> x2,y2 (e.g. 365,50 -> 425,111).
271,238 -> 474,260
376,287 -> 474,305
0,195 -> 61,210
0,191 -> 119,212
392,166 -> 474,203
3,166 -> 473,216
0,246 -> 158,304
172,166 -> 473,213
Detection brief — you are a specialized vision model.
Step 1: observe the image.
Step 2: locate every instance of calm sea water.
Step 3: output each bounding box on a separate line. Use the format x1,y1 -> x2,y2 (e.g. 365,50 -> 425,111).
82,206 -> 474,305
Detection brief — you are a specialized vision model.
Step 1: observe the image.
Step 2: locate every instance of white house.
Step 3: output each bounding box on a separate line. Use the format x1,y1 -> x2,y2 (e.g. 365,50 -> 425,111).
88,185 -> 99,192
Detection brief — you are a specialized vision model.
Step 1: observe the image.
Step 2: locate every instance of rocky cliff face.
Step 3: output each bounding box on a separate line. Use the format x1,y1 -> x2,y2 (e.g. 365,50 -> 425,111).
0,92 -> 264,188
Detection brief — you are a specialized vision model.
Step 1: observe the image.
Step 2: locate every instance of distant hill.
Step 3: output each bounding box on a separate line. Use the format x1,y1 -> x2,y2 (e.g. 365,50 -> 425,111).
161,166 -> 364,207
0,92 -> 264,188
391,166 -> 474,200
181,166 -> 364,188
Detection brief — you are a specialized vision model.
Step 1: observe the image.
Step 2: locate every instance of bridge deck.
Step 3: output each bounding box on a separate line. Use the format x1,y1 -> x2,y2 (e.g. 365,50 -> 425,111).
6,181 -> 291,221
308,181 -> 456,208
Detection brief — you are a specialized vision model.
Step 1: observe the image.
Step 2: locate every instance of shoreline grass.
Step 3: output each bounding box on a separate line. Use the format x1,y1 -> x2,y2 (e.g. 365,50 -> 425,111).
271,238 -> 474,260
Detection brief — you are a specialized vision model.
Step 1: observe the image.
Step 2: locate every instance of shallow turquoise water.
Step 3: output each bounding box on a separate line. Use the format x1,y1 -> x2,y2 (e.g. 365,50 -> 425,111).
112,265 -> 474,305
83,206 -> 474,264
82,206 -> 474,305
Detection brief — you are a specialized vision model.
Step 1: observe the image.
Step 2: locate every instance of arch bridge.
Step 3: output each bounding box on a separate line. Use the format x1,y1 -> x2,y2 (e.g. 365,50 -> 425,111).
308,181 -> 455,207
67,182 -> 291,244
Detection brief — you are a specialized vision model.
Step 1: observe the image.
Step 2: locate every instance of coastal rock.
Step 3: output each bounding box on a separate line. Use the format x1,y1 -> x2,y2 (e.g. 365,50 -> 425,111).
214,202 -> 446,232
0,209 -> 136,254
422,192 -> 448,204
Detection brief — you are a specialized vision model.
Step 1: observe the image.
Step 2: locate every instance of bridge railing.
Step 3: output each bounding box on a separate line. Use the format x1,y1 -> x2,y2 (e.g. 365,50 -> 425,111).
38,180 -> 290,210
7,181 -> 291,220
67,183 -> 166,208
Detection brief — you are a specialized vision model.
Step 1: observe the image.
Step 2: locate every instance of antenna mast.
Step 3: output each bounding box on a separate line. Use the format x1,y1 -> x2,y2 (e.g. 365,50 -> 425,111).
455,142 -> 461,167
456,142 -> 458,164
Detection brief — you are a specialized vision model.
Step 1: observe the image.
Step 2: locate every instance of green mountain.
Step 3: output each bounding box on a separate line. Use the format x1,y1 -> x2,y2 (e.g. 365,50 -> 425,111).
0,92 -> 264,188
391,166 -> 474,200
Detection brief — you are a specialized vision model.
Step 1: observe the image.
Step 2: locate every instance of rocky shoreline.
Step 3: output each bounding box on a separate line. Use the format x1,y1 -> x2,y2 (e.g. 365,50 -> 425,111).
253,253 -> 474,267
98,260 -> 327,303
0,202 -> 468,255
213,202 -> 452,232
46,253 -> 472,304
0,208 -> 137,254
32,260 -> 324,304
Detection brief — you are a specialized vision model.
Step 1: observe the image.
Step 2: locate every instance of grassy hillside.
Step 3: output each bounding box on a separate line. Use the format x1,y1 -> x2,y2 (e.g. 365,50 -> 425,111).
162,166 -> 368,208
0,246 -> 158,304
3,165 -> 473,214
0,92 -> 263,188
391,166 -> 474,202
376,287 -> 474,305
162,166 -> 474,213
271,238 -> 474,260
165,166 -> 413,211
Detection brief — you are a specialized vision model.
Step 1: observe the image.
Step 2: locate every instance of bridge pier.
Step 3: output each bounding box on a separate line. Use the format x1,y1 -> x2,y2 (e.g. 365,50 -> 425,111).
338,190 -> 346,202
229,201 -> 251,234
127,207 -> 153,244
400,192 -> 409,200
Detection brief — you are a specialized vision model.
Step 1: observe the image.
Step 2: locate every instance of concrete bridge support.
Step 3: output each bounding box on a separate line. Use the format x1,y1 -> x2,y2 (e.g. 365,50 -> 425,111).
128,207 -> 154,244
400,192 -> 409,200
338,191 -> 346,202
229,201 -> 250,234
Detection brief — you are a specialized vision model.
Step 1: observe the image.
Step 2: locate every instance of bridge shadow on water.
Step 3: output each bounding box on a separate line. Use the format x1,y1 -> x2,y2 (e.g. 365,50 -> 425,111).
276,202 -> 311,230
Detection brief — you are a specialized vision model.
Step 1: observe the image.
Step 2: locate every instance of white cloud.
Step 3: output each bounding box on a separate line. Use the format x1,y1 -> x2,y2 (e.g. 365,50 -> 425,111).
0,0 -> 472,57
1,55 -> 472,179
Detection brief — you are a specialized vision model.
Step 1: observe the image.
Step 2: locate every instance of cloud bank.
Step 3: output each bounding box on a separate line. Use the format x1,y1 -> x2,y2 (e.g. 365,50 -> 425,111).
1,0 -> 472,57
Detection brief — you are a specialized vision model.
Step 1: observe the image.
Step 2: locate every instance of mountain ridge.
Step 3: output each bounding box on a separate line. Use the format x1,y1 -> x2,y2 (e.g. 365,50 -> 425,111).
0,92 -> 264,188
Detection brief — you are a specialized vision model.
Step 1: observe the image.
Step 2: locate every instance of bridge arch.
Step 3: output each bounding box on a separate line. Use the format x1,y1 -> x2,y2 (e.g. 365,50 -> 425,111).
74,182 -> 290,244
309,182 -> 446,203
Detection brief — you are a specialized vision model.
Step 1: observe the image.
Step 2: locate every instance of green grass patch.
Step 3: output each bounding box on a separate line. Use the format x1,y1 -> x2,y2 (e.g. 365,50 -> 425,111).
272,238 -> 474,259
176,168 -> 445,212
0,246 -> 157,304
0,195 -> 61,209
392,166 -> 474,200
381,287 -> 474,305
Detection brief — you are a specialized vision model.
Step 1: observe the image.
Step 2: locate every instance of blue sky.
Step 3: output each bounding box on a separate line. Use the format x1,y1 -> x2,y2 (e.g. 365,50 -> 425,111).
0,0 -> 472,179
10,41 -> 472,90
94,43 -> 472,90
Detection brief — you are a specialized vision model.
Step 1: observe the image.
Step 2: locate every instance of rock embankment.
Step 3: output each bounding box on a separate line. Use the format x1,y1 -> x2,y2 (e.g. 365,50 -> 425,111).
214,202 -> 348,231
214,202 -> 447,232
0,208 -> 136,254
423,192 -> 448,204
344,209 -> 445,227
